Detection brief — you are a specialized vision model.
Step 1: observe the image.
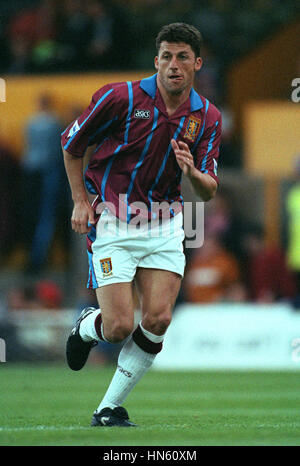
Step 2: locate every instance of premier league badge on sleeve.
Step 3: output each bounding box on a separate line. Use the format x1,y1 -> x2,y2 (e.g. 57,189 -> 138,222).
213,158 -> 218,175
184,116 -> 201,142
100,258 -> 113,278
68,119 -> 80,138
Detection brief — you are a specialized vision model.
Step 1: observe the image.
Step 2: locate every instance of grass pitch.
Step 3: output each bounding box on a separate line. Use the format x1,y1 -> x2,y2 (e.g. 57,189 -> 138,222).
1,364 -> 300,446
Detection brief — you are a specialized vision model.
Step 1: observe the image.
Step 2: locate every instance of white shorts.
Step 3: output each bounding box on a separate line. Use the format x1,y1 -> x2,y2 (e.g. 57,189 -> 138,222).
87,209 -> 185,288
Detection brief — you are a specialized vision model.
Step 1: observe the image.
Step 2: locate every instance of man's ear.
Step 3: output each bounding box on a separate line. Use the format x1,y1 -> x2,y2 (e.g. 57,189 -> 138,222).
195,57 -> 203,72
154,56 -> 159,70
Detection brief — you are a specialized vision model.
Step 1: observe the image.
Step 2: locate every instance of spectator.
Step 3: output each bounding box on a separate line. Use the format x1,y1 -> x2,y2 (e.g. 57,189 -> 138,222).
21,93 -> 63,273
194,44 -> 222,106
31,0 -> 60,71
243,224 -> 296,303
7,0 -> 59,73
204,187 -> 250,264
222,281 -> 248,303
86,0 -> 114,68
0,134 -> 20,263
36,280 -> 63,309
183,235 -> 241,303
285,158 -> 300,305
0,13 -> 9,73
187,4 -> 227,62
7,284 -> 42,311
57,0 -> 92,70
7,280 -> 63,311
218,106 -> 241,168
7,7 -> 36,74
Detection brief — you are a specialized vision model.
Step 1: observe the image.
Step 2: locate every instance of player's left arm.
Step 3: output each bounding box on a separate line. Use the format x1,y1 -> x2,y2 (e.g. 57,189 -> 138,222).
171,139 -> 218,201
171,110 -> 222,201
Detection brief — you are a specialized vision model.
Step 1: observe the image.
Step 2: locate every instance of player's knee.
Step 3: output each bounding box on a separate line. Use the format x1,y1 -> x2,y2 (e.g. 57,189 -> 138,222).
156,312 -> 172,333
105,321 -> 133,343
143,309 -> 172,335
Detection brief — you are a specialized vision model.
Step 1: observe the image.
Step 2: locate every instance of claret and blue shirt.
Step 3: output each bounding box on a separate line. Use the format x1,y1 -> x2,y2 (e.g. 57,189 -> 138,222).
61,73 -> 222,221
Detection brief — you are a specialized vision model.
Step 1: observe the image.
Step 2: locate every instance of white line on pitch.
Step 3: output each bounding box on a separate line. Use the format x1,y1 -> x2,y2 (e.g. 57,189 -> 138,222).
0,426 -> 91,432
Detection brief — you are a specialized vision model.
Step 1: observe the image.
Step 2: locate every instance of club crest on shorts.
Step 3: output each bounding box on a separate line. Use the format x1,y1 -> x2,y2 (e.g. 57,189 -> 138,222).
184,116 -> 201,142
100,257 -> 113,278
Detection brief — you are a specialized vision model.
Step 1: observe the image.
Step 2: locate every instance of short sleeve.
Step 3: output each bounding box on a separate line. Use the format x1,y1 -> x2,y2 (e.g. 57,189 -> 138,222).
61,84 -> 116,157
195,110 -> 222,184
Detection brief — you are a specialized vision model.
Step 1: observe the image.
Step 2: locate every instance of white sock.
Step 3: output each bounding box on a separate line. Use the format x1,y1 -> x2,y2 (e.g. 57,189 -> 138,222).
79,308 -> 108,342
96,324 -> 165,412
139,322 -> 165,343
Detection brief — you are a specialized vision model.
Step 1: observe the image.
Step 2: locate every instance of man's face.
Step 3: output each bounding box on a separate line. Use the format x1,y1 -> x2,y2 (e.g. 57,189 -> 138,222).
155,41 -> 202,96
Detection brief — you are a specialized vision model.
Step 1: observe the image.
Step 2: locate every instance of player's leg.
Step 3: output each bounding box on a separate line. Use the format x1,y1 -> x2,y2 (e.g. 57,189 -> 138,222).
66,282 -> 135,371
127,268 -> 181,377
88,282 -> 141,427
66,206 -> 139,370
92,268 -> 181,424
92,214 -> 185,426
136,267 -> 181,335
80,283 -> 135,343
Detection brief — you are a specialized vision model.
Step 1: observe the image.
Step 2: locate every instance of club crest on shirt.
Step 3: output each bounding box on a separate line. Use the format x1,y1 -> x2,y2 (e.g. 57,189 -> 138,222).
184,116 -> 201,142
100,257 -> 113,278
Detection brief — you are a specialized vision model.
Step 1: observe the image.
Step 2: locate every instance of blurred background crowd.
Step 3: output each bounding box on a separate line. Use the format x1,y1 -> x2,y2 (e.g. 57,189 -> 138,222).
0,0 -> 300,363
1,0 -> 298,76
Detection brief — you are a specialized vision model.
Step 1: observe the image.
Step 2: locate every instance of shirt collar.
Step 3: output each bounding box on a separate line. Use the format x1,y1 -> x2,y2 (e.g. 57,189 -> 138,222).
140,74 -> 157,99
140,74 -> 204,112
189,87 -> 204,112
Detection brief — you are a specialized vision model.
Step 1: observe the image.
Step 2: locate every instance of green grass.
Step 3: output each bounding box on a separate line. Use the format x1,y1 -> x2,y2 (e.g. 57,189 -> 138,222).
1,364 -> 300,446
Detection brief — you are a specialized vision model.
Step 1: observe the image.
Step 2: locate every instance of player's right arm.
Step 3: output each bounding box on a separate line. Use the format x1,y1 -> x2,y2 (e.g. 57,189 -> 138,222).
63,147 -> 96,234
61,84 -> 117,234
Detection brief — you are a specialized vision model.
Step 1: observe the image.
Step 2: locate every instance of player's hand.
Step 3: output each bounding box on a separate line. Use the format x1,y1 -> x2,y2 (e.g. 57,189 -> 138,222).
71,199 -> 95,234
171,139 -> 195,176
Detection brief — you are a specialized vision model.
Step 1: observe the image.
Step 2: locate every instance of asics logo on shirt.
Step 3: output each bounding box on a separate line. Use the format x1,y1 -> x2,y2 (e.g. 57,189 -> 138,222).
134,109 -> 151,119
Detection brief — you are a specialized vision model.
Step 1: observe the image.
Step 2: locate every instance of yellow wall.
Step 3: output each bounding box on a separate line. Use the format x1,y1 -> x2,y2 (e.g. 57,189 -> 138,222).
0,71 -> 149,157
227,18 -> 300,135
243,100 -> 300,246
244,101 -> 300,177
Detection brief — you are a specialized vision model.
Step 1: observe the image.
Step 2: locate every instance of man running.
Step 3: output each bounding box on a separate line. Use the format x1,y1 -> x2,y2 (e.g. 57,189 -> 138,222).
62,22 -> 222,427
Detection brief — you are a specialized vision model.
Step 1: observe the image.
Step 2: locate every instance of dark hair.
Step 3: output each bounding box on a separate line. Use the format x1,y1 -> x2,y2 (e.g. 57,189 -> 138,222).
156,23 -> 203,58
